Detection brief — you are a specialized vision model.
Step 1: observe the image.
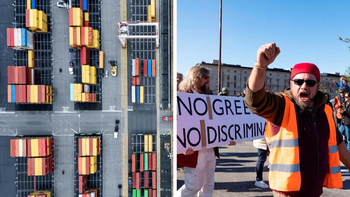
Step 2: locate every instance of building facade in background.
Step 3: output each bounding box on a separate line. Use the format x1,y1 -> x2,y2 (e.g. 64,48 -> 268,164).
200,60 -> 341,99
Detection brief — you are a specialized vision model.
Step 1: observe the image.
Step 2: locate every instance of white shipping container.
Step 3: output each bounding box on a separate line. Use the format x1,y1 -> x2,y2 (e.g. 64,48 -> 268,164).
84,84 -> 90,93
19,139 -> 23,157
132,86 -> 136,103
17,28 -> 21,47
131,59 -> 135,76
27,30 -> 33,50
14,28 -> 18,47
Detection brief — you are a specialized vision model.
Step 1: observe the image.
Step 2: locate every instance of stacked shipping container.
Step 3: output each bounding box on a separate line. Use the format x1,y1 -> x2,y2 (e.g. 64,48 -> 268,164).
77,136 -> 100,196
10,137 -> 53,176
70,83 -> 97,102
27,190 -> 51,197
131,135 -> 157,197
6,28 -> 33,50
148,0 -> 156,22
7,84 -> 53,104
25,6 -> 48,32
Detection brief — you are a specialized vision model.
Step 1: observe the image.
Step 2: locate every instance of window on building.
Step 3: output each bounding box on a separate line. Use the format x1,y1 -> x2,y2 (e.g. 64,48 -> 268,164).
244,77 -> 247,81
234,70 -> 236,73
234,82 -> 236,88
270,79 -> 272,83
227,75 -> 230,80
227,82 -> 230,88
234,75 -> 237,80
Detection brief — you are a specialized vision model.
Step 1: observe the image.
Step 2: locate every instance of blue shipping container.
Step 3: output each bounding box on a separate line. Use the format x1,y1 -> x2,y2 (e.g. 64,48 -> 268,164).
70,83 -> 74,101
31,0 -> 36,9
136,86 -> 140,103
11,85 -> 15,103
83,0 -> 88,11
21,28 -> 27,47
147,59 -> 152,77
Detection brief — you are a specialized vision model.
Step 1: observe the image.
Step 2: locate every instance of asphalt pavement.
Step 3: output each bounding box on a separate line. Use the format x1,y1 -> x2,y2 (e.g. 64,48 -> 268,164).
177,141 -> 350,197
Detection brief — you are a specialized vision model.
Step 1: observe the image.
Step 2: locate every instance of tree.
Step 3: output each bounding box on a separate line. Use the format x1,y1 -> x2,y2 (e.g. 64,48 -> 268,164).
338,36 -> 350,81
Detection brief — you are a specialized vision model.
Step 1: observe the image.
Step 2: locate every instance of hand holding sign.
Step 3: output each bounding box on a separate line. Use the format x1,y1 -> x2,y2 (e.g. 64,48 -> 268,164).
228,141 -> 236,146
184,147 -> 194,155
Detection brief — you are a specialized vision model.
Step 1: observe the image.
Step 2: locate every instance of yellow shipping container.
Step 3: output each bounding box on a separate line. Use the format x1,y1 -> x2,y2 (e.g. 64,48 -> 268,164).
144,134 -> 149,152
34,157 -> 42,176
27,0 -> 31,9
69,27 -> 74,47
38,11 -> 48,32
30,85 -> 38,103
49,86 -> 52,103
73,84 -> 78,101
92,138 -> 98,155
79,157 -> 88,175
29,9 -> 39,31
148,135 -> 153,152
148,5 -> 152,22
73,8 -> 83,27
76,27 -> 81,47
82,93 -> 86,102
90,156 -> 97,174
93,30 -> 99,49
90,66 -> 96,84
84,12 -> 89,21
31,139 -> 39,157
28,50 -> 34,68
99,51 -> 104,69
140,86 -> 144,103
81,138 -> 86,156
151,0 -> 155,18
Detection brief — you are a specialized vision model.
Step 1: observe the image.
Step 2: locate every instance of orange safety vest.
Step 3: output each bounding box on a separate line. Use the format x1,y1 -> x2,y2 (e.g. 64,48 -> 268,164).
265,96 -> 343,191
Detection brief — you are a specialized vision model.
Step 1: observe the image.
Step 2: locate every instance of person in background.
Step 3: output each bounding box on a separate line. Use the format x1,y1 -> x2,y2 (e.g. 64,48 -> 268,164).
245,42 -> 350,197
339,92 -> 350,153
253,138 -> 269,189
334,76 -> 349,92
218,87 -> 229,96
177,64 -> 235,197
324,93 -> 333,109
177,72 -> 183,91
334,87 -> 346,128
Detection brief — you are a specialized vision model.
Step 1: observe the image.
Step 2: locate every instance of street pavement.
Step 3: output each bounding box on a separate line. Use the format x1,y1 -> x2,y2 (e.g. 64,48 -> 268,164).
177,141 -> 350,197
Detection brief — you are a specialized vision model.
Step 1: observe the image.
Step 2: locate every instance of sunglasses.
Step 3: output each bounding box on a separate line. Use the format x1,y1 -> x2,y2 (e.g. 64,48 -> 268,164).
292,79 -> 317,87
202,76 -> 210,79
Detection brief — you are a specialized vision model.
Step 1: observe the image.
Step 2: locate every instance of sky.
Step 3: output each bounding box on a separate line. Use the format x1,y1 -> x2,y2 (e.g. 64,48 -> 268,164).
177,0 -> 350,77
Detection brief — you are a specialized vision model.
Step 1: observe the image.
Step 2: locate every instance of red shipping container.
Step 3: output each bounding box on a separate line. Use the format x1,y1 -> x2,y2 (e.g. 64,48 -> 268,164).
132,172 -> 136,188
152,153 -> 156,171
152,59 -> 156,77
79,175 -> 87,193
148,153 -> 152,172
144,171 -> 149,188
6,28 -> 11,47
140,153 -> 144,172
27,157 -> 34,175
29,68 -> 35,85
27,85 -> 31,103
80,0 -> 83,10
144,59 -> 148,77
89,138 -> 93,156
10,139 -> 14,157
20,85 -> 27,103
26,9 -> 30,28
80,47 -> 89,65
132,154 -> 136,172
14,67 -> 18,84
152,171 -> 156,189
85,93 -> 90,102
48,137 -> 53,155
73,27 -> 77,47
7,66 -> 12,84
84,21 -> 89,27
38,138 -> 45,156
136,77 -> 140,86
149,189 -> 153,197
69,8 -> 73,26
15,85 -> 20,103
18,66 -> 27,84
153,189 -> 156,197
97,137 -> 100,154
135,58 -> 139,76
81,27 -> 85,46
78,138 -> 82,156
38,85 -> 46,103
136,172 -> 140,190
132,77 -> 136,86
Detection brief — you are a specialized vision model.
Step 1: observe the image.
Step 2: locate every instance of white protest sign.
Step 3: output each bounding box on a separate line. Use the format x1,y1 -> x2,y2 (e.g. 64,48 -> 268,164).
177,92 -> 266,154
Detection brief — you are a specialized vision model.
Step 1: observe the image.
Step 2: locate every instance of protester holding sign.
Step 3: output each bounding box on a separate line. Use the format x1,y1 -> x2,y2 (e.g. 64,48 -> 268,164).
176,64 -> 235,197
244,43 -> 350,197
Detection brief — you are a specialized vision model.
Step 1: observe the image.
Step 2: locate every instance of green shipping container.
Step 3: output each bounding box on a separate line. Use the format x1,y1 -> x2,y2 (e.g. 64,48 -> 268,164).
133,189 -> 136,197
144,153 -> 148,170
144,189 -> 148,197
137,189 -> 141,197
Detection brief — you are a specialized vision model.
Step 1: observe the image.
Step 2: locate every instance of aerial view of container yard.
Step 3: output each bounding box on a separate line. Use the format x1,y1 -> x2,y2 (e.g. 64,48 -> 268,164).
0,0 -> 173,196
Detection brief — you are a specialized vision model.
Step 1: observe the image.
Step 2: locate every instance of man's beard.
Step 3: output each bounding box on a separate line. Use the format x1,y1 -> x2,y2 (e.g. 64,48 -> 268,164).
294,97 -> 314,110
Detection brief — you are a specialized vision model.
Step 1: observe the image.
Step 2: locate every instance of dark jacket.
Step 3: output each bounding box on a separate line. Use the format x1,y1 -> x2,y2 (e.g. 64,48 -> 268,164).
245,87 -> 343,197
341,102 -> 350,126
177,89 -> 220,168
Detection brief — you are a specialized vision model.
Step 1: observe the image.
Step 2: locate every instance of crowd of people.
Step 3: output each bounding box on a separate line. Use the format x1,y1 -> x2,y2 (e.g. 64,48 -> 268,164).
176,43 -> 350,197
